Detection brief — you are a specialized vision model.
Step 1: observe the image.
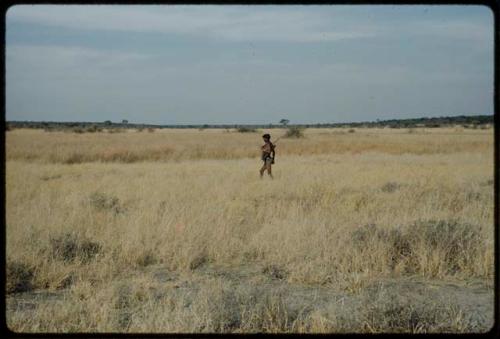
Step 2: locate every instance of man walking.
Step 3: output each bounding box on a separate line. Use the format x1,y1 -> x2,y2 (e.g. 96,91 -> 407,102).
260,133 -> 275,179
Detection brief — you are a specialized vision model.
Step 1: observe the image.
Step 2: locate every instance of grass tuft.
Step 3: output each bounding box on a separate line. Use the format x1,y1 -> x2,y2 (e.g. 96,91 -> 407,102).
50,233 -> 101,264
381,182 -> 400,193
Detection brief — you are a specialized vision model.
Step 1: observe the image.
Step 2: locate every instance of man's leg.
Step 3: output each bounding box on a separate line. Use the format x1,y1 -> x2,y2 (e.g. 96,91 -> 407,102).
266,162 -> 273,179
259,163 -> 266,178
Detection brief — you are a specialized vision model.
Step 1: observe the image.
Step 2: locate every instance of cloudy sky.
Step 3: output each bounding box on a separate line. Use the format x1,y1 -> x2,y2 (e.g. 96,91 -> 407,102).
6,5 -> 493,125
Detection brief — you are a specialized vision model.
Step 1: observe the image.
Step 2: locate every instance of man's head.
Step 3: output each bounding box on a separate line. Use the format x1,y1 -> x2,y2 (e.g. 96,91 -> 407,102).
262,134 -> 271,142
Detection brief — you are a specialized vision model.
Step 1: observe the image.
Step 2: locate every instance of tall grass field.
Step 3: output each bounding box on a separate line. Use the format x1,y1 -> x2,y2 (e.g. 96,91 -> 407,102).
5,127 -> 494,333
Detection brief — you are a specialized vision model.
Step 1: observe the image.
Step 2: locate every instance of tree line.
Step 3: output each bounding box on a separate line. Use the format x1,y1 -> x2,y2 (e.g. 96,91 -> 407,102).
5,114 -> 493,131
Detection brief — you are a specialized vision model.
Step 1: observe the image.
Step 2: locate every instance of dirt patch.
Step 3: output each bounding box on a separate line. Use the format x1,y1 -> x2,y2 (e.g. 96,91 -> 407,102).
6,263 -> 494,333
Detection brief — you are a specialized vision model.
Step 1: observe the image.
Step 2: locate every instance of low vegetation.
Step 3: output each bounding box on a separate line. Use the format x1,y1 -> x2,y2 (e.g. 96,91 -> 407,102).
284,126 -> 305,138
237,127 -> 257,133
6,127 -> 492,164
6,127 -> 493,333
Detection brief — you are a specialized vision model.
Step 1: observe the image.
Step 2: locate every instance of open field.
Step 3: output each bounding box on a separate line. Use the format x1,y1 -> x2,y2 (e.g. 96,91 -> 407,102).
6,127 -> 495,333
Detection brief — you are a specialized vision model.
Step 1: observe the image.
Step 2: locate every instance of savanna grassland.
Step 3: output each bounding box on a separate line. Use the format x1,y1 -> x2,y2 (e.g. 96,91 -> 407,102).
5,127 -> 495,333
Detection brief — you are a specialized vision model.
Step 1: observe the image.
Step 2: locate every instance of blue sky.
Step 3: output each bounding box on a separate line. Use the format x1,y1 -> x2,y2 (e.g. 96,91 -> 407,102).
6,5 -> 494,124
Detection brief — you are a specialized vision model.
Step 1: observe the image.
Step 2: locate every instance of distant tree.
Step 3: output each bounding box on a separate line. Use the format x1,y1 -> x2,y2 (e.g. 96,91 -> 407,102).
122,119 -> 128,124
104,120 -> 112,126
279,119 -> 290,127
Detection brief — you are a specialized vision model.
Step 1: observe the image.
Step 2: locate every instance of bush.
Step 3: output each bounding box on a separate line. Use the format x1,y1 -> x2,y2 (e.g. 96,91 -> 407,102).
50,232 -> 101,264
50,233 -> 79,262
348,129 -> 355,133
285,127 -> 305,138
262,265 -> 288,280
6,261 -> 34,293
351,220 -> 482,275
85,125 -> 102,133
136,250 -> 157,267
407,220 -> 482,273
361,288 -> 474,333
237,127 -> 256,133
381,182 -> 400,193
89,192 -> 124,214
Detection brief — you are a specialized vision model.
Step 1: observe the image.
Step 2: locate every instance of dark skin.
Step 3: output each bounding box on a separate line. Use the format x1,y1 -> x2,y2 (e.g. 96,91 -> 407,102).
260,137 -> 275,179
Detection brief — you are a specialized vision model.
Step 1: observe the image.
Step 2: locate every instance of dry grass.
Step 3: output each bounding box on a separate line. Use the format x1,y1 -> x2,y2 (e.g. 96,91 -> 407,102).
6,127 -> 492,163
5,127 -> 494,333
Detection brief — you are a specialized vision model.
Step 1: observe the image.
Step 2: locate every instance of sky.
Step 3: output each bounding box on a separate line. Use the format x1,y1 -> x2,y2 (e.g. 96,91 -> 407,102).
5,5 -> 494,125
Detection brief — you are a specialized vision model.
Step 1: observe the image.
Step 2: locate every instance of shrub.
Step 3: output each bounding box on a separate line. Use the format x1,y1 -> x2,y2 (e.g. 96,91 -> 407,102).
348,129 -> 356,133
285,127 -> 305,138
50,233 -> 79,262
361,288 -> 474,333
189,253 -> 208,270
262,265 -> 288,280
78,240 -> 102,264
147,128 -> 155,133
50,233 -> 101,264
85,125 -> 101,133
6,261 -> 34,293
89,192 -> 124,214
351,220 -> 483,275
63,153 -> 87,164
136,250 -> 157,267
381,182 -> 400,193
237,127 -> 256,133
407,220 -> 482,273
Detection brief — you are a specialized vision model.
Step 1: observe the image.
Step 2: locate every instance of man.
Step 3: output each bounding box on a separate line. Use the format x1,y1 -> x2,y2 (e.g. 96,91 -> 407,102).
260,133 -> 275,179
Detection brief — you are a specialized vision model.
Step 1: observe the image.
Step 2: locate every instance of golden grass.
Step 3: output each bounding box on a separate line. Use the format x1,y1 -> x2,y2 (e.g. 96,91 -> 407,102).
6,127 -> 492,163
5,127 -> 494,333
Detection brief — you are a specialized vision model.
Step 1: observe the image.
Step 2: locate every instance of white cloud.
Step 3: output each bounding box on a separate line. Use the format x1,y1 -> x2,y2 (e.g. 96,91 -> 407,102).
7,44 -> 154,73
5,6 -> 493,123
7,5 -> 492,45
7,5 -> 377,43
416,20 -> 493,44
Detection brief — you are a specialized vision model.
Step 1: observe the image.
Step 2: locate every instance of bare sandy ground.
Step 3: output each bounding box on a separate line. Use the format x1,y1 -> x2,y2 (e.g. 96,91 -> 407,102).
7,262 -> 494,333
